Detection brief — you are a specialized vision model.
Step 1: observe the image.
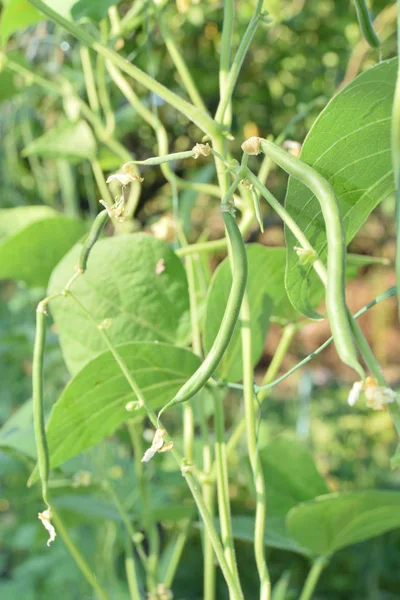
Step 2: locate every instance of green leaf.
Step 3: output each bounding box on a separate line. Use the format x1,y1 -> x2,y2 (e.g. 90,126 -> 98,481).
287,490 -> 400,557
22,120 -> 96,163
0,400 -> 36,459
71,0 -> 120,21
48,233 -> 191,374
0,0 -> 41,45
0,206 -> 87,287
285,58 -> 397,317
230,515 -> 311,557
260,437 -> 329,518
203,244 -> 299,382
40,342 -> 201,472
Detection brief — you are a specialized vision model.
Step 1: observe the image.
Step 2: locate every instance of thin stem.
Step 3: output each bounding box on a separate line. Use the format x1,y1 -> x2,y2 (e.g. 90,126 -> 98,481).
158,17 -> 208,112
184,236 -> 216,600
91,160 -> 113,206
213,393 -> 243,598
219,0 -> 235,127
298,557 -> 328,600
56,160 -> 79,217
80,46 -> 100,114
161,520 -> 192,589
127,423 -> 159,594
215,0 -> 264,125
257,324 -> 296,400
51,507 -> 112,600
244,169 -> 327,285
103,481 -> 147,567
125,534 -> 144,600
27,0 -> 221,137
97,23 -> 116,137
240,293 -> 270,600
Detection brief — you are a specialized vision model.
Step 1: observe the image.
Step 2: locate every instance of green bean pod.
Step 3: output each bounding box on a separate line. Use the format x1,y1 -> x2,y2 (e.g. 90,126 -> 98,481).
33,304 -> 50,505
78,209 -> 109,272
353,0 -> 380,48
260,139 -> 365,380
158,208 -> 247,417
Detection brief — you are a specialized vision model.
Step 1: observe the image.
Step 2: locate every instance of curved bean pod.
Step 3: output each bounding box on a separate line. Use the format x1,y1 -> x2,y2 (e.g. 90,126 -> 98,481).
158,206 -> 248,418
33,304 -> 50,505
353,0 -> 380,48
259,139 -> 365,380
78,209 -> 109,272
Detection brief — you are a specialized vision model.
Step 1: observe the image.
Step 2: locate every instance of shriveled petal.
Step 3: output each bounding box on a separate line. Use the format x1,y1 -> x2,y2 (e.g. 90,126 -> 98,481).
38,508 -> 56,547
348,380 -> 363,406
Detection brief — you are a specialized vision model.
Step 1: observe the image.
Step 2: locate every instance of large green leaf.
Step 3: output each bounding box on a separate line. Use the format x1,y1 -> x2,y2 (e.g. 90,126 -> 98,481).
260,437 -> 329,518
48,233 -> 190,374
230,515 -> 311,557
0,0 -> 41,45
285,58 -> 397,317
40,342 -> 201,472
0,206 -> 87,287
22,120 -> 96,163
287,491 -> 400,557
202,245 -> 296,383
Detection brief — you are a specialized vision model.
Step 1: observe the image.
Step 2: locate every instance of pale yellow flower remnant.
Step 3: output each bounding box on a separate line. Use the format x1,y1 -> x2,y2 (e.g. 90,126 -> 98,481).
141,428 -> 174,463
348,377 -> 397,411
38,508 -> 56,547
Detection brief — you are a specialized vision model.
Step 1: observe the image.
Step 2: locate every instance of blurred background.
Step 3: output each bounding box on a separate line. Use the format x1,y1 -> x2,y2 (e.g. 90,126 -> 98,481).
1,0 -> 400,598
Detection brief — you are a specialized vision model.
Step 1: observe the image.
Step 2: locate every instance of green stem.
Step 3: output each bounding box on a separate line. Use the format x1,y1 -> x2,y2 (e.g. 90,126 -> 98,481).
96,24 -> 116,137
161,520 -> 191,589
158,17 -> 208,112
240,293 -> 270,600
27,0 -> 221,137
51,506 -> 112,600
215,0 -> 264,125
103,480 -> 147,567
80,46 -> 100,114
213,393 -> 243,598
56,160 -> 79,217
298,557 -> 328,600
184,237 -> 216,600
127,423 -> 159,594
219,0 -> 235,128
91,159 -> 113,206
124,534 -> 144,600
257,324 -> 296,401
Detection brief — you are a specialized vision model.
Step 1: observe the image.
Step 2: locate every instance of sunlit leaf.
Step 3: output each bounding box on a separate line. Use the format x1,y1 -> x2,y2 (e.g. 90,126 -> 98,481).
0,0 -> 41,45
285,59 -> 397,317
48,233 -> 191,374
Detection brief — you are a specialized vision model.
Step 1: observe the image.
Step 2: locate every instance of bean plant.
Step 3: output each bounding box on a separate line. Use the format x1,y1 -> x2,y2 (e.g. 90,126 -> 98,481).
1,0 -> 400,599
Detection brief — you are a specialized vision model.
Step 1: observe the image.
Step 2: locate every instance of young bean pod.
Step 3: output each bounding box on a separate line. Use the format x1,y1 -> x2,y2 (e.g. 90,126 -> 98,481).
158,205 -> 247,419
78,209 -> 109,272
353,0 -> 380,49
258,138 -> 365,380
33,304 -> 50,505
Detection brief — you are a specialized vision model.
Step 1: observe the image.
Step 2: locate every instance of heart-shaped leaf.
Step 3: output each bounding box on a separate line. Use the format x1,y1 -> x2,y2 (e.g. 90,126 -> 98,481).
0,207 -> 87,287
260,437 -> 329,518
34,342 -> 200,475
287,490 -> 400,557
48,233 -> 190,374
285,58 -> 397,317
22,120 -> 96,163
